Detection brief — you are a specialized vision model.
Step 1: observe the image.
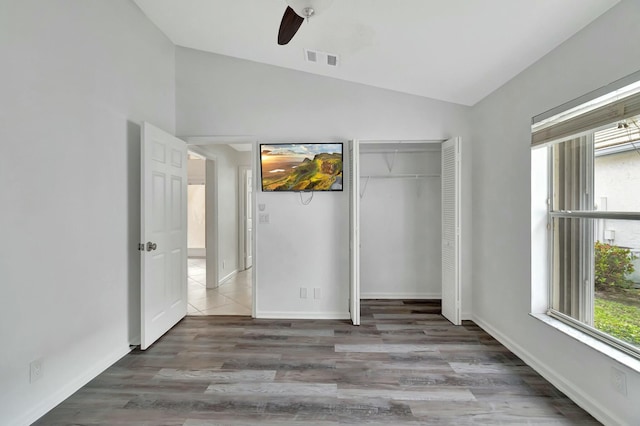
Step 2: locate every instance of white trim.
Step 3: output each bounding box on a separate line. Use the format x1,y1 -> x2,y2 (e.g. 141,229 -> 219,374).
360,292 -> 441,299
349,139 -> 361,326
461,311 -> 472,321
188,248 -> 206,257
250,143 -> 258,319
531,313 -> 640,371
19,345 -> 131,426
256,311 -> 350,320
219,270 -> 238,285
204,158 -> 219,289
185,135 -> 257,145
472,314 -> 626,426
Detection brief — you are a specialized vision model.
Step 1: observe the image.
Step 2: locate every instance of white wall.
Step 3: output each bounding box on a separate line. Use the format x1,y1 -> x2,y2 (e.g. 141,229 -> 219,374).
360,147 -> 442,298
188,158 -> 206,184
176,47 -> 471,318
470,1 -> 640,424
187,185 -> 206,251
0,1 -> 175,424
188,159 -> 206,254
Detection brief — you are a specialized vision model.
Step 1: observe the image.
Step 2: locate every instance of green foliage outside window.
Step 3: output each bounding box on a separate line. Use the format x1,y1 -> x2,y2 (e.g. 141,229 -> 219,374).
594,298 -> 640,346
594,241 -> 637,291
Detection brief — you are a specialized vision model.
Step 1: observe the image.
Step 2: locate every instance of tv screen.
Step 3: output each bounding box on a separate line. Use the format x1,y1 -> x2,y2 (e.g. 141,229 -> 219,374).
260,143 -> 343,192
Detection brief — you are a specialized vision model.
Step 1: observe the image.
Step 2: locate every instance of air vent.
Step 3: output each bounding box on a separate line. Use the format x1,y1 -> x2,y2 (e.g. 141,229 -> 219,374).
304,49 -> 339,67
306,49 -> 317,62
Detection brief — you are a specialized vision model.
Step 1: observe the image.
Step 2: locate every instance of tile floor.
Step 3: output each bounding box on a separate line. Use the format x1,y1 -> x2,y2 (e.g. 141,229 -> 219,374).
187,258 -> 252,316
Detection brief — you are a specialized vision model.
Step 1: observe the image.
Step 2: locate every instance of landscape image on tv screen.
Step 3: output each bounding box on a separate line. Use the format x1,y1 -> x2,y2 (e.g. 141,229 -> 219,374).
260,143 -> 343,192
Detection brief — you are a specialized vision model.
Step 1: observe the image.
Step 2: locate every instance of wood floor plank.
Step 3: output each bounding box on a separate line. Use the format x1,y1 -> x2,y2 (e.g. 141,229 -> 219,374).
34,300 -> 599,425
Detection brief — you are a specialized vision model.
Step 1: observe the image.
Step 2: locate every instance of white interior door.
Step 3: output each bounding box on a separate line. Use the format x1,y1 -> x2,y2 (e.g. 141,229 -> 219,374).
141,122 -> 187,350
441,137 -> 461,325
245,169 -> 253,269
349,140 -> 361,325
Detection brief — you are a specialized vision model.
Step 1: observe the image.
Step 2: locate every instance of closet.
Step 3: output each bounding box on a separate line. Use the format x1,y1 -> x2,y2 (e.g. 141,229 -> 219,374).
358,141 -> 443,299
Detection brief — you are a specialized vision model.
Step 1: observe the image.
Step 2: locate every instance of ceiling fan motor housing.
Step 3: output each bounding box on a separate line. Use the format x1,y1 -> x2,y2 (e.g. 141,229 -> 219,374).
286,0 -> 333,18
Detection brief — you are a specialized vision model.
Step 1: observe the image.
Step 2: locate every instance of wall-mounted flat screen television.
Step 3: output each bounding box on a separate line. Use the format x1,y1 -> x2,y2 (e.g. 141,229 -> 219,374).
260,143 -> 343,192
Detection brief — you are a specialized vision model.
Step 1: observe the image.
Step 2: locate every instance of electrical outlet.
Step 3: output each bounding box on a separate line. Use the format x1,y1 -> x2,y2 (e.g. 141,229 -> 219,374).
259,213 -> 270,224
611,367 -> 627,396
30,359 -> 43,383
300,288 -> 307,299
314,288 -> 321,299
222,260 -> 225,269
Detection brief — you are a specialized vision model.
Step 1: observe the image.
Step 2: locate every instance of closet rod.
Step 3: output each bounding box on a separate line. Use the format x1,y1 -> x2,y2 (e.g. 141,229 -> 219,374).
360,174 -> 440,179
360,149 -> 441,154
358,139 -> 445,144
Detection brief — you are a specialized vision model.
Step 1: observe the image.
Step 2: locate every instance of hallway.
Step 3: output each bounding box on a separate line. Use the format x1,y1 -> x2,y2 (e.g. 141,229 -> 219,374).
187,258 -> 252,316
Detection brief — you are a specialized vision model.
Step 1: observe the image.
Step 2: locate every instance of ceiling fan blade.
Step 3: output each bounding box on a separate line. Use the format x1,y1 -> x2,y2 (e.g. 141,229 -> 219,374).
278,6 -> 304,45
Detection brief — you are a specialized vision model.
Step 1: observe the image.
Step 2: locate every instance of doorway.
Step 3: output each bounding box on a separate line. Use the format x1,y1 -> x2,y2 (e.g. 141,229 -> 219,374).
359,142 -> 443,298
185,140 -> 256,316
350,138 -> 462,325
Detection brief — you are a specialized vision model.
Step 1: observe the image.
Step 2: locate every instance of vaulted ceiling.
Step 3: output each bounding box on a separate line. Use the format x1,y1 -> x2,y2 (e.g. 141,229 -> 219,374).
133,0 -> 619,106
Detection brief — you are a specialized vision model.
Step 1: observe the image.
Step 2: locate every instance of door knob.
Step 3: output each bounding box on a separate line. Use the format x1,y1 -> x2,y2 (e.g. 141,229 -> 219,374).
146,241 -> 157,251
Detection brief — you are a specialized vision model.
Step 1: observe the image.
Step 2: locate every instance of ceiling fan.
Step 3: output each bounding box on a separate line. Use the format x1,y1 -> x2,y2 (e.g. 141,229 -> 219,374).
277,0 -> 333,45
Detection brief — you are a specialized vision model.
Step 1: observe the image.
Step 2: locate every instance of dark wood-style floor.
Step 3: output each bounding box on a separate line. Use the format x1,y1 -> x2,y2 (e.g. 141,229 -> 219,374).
36,300 -> 599,425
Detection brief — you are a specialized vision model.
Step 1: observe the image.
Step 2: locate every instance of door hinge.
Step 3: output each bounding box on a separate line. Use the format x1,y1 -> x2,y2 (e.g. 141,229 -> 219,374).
138,243 -> 144,251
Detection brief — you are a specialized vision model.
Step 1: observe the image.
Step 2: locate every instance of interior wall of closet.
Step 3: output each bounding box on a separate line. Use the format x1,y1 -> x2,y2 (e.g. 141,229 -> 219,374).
359,142 -> 442,299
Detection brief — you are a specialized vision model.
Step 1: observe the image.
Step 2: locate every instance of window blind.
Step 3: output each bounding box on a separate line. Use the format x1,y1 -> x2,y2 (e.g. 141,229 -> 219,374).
532,91 -> 640,147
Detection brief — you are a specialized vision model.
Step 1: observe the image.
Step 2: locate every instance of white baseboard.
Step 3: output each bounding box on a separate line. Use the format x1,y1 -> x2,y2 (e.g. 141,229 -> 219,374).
219,270 -> 238,285
19,345 -> 131,426
256,311 -> 350,320
461,311 -> 472,321
361,292 -> 441,299
129,334 -> 141,347
471,314 -> 623,426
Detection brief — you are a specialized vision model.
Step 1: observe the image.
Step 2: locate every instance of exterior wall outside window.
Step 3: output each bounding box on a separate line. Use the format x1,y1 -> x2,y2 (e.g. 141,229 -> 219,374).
595,149 -> 640,285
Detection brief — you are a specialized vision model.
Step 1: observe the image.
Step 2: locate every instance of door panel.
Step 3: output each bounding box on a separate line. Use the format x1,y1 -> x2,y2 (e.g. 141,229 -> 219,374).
441,137 -> 461,325
141,122 -> 187,350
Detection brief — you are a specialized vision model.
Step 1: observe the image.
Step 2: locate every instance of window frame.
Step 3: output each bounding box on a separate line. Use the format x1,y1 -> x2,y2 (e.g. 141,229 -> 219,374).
545,161 -> 640,358
532,71 -> 640,362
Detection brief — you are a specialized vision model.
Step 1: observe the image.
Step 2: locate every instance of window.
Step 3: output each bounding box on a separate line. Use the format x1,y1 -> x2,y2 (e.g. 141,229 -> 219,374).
532,75 -> 640,358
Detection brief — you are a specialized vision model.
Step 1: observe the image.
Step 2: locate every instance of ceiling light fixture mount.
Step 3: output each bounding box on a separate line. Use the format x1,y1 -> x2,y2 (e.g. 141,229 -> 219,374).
301,7 -> 315,21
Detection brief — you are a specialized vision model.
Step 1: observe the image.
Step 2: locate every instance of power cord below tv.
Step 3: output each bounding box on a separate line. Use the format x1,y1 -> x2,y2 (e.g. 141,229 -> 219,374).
299,191 -> 314,205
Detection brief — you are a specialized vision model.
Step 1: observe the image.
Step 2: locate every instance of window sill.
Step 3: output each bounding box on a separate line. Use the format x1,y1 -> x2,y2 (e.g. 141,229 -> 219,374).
530,312 -> 640,373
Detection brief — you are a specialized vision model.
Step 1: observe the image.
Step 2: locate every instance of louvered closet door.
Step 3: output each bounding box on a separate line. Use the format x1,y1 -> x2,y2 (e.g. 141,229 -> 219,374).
441,137 -> 461,325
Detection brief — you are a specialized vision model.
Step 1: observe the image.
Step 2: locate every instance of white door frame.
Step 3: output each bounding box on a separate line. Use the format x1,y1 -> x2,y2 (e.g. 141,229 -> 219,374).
349,139 -> 361,325
238,166 -> 253,271
185,136 -> 258,318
